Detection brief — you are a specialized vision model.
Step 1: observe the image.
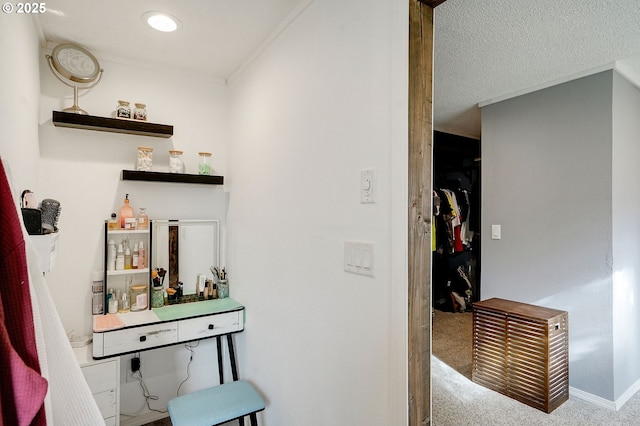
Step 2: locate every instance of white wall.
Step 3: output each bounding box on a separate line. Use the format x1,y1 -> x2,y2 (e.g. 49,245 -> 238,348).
37,51 -> 233,418
227,0 -> 407,424
2,0 -> 409,424
481,70 -> 640,403
611,71 -> 640,401
0,15 -> 41,197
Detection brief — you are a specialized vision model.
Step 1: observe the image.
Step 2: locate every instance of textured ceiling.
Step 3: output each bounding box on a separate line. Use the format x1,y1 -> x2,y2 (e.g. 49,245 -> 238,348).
434,0 -> 640,139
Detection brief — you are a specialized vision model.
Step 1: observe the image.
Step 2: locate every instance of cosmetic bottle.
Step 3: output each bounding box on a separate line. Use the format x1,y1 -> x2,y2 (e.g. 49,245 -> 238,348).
137,207 -> 149,230
107,213 -> 119,230
91,271 -> 104,315
119,194 -> 134,229
119,293 -> 130,313
108,288 -> 118,314
132,242 -> 139,269
115,244 -> 125,271
107,239 -> 116,271
124,244 -> 132,270
138,241 -> 146,269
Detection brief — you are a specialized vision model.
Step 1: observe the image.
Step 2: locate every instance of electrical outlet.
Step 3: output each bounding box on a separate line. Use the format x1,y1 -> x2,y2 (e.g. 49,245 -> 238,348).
125,356 -> 140,383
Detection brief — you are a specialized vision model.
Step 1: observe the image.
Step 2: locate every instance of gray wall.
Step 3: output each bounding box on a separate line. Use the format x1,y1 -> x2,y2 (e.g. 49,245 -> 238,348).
481,71 -> 616,400
611,72 -> 640,400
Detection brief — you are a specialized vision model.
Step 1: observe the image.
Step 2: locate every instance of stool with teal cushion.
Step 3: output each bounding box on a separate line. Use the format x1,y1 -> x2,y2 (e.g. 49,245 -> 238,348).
168,334 -> 266,426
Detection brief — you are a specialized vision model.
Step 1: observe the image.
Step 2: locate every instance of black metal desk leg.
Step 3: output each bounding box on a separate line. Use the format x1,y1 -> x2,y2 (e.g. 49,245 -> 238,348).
227,334 -> 239,381
216,336 -> 224,384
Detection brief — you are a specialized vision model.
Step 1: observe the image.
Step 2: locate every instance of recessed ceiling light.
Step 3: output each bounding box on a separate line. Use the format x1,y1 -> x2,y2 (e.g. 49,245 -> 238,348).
142,11 -> 181,32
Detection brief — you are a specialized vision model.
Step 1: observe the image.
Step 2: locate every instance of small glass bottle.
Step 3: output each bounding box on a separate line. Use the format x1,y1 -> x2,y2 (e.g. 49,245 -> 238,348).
137,147 -> 153,171
116,100 -> 131,119
132,242 -> 139,269
198,152 -> 212,175
124,244 -> 132,270
118,293 -> 130,313
137,207 -> 149,230
133,103 -> 147,121
169,150 -> 184,173
107,213 -> 119,230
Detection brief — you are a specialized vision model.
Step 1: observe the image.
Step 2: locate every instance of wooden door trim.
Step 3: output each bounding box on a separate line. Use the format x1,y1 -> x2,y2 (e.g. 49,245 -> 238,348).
408,0 -> 439,424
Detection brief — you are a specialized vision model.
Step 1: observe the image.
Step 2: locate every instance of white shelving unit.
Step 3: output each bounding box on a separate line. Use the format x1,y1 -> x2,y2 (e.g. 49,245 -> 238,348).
104,226 -> 150,312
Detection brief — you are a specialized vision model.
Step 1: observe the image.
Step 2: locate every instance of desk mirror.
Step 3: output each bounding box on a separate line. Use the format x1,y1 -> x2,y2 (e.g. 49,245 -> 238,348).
152,219 -> 220,298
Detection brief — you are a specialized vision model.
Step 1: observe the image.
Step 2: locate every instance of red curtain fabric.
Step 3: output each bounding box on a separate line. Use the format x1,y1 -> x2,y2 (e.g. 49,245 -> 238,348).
0,160 -> 48,425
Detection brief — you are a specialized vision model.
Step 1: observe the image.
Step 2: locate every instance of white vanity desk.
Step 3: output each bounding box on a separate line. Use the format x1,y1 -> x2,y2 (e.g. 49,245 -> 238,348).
92,298 -> 245,359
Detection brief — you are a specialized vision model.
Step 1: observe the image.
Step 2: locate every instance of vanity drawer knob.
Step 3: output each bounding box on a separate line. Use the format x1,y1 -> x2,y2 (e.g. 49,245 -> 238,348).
140,336 -> 147,342
208,324 -> 214,330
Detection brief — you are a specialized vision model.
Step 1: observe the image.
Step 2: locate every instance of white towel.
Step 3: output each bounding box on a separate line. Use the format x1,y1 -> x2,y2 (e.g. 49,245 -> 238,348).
5,159 -> 105,425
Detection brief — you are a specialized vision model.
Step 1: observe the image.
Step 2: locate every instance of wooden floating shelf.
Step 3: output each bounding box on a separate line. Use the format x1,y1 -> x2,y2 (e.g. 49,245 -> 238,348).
122,170 -> 224,185
52,111 -> 173,138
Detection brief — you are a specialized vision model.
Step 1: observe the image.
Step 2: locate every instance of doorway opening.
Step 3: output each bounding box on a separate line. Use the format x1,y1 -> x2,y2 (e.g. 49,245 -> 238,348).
431,131 -> 480,378
432,131 -> 480,312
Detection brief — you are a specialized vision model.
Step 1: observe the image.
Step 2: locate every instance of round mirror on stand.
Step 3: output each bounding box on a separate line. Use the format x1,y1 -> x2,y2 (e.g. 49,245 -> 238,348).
46,43 -> 103,115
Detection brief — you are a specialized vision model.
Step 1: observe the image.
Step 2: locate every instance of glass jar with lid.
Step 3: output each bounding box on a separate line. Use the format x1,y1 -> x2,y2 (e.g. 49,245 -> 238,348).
169,150 -> 184,173
116,100 -> 131,119
198,152 -> 212,175
133,103 -> 147,121
137,146 -> 153,171
130,284 -> 148,311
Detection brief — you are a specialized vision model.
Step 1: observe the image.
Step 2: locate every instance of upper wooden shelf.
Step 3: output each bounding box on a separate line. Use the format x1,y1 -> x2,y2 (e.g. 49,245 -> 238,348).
52,111 -> 173,138
122,170 -> 224,185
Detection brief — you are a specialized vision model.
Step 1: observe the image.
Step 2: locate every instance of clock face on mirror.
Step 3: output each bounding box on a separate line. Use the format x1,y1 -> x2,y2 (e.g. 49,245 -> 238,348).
52,44 -> 100,83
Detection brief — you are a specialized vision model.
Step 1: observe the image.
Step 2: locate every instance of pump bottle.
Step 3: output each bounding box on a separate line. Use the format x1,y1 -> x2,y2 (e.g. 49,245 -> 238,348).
119,194 -> 134,229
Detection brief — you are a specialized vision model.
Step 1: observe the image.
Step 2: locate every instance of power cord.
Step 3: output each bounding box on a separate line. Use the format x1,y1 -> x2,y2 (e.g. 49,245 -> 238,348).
176,341 -> 199,396
133,353 -> 167,414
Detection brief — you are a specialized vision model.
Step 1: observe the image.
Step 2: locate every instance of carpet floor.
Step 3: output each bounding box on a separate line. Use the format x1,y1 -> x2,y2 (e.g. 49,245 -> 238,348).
431,309 -> 640,425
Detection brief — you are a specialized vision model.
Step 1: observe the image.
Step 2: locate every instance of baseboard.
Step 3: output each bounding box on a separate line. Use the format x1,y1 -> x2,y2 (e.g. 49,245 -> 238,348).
569,387 -> 616,411
613,378 -> 640,411
120,411 -> 169,426
570,378 -> 640,412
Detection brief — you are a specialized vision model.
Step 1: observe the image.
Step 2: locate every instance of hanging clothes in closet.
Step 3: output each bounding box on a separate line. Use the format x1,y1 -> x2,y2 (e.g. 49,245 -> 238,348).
432,185 -> 474,312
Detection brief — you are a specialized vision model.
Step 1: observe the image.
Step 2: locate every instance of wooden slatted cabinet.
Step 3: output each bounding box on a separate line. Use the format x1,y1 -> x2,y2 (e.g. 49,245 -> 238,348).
472,298 -> 569,413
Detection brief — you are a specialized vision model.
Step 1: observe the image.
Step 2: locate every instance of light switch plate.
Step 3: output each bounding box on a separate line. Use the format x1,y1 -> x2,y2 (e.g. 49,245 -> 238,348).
344,241 -> 374,276
491,224 -> 501,240
360,169 -> 375,203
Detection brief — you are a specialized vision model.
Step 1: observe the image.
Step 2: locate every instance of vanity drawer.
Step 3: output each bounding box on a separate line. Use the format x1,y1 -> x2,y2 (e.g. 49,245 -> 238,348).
102,322 -> 178,355
93,389 -> 117,419
178,311 -> 243,342
82,359 -> 117,393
